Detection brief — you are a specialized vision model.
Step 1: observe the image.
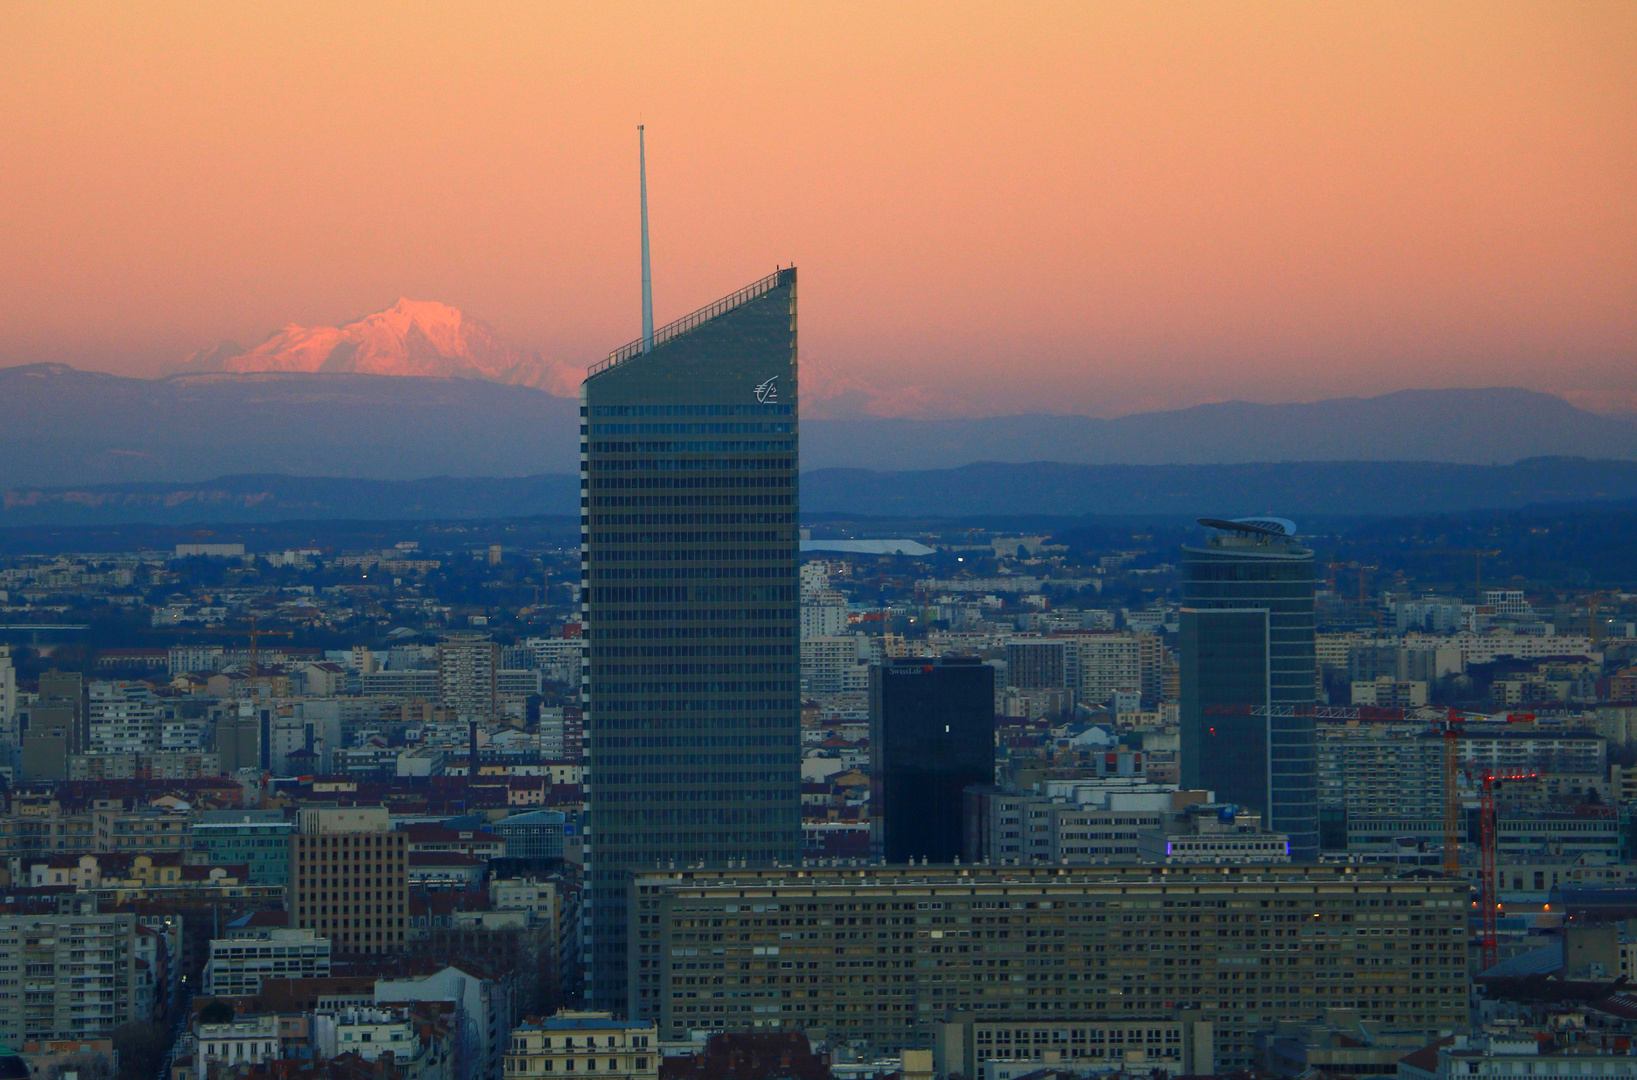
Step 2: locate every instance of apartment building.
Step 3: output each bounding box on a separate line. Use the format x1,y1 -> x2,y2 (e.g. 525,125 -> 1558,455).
801,635 -> 867,697
288,807 -> 408,955
935,1013 -> 1215,1080
87,681 -> 166,754
629,865 -> 1468,1065
504,1012 -> 657,1080
1317,727 -> 1446,829
203,926 -> 331,997
1457,731 -> 1605,777
0,895 -> 139,1045
92,801 -> 191,853
192,809 -> 294,886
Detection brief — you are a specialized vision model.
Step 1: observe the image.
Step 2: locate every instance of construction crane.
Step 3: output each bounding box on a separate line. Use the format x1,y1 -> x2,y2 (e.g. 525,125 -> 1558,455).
1586,590 -> 1613,645
1479,771 -> 1500,974
1475,769 -> 1538,973
1441,710 -> 1463,875
242,614 -> 293,677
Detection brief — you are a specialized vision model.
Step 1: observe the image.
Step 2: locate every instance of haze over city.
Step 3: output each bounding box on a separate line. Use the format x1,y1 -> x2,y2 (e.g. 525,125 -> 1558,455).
2,2 -> 1634,418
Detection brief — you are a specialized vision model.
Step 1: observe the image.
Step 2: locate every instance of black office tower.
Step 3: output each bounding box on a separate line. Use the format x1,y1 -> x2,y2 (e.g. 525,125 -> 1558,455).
870,657 -> 996,864
1179,517 -> 1318,861
582,269 -> 802,1013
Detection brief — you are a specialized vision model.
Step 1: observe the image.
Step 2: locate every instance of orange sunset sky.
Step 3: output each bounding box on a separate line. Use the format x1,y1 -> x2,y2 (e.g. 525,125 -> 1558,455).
1,2 -> 1633,418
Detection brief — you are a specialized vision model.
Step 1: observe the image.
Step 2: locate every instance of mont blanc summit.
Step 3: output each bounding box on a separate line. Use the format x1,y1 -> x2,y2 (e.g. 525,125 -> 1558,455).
174,298 -> 583,395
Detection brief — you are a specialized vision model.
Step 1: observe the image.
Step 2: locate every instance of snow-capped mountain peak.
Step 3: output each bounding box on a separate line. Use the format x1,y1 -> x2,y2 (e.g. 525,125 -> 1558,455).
175,300 -> 583,395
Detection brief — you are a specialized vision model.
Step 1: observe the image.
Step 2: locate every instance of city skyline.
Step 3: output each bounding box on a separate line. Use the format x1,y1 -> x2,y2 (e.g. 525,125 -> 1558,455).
1,3 -> 1632,419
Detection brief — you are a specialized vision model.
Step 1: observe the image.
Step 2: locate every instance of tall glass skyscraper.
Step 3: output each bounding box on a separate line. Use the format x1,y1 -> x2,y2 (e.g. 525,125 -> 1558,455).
581,268 -> 802,1013
1179,517 -> 1318,861
869,657 -> 995,864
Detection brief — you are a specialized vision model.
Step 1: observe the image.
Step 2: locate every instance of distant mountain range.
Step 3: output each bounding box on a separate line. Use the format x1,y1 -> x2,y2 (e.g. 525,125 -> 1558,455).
799,388 -> 1637,469
173,298 -> 587,394
4,362 -> 1637,491
5,459 -> 1637,527
0,364 -> 580,488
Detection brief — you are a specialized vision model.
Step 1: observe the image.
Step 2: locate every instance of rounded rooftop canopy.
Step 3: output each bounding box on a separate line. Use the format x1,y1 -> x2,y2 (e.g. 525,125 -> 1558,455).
1198,516 -> 1298,538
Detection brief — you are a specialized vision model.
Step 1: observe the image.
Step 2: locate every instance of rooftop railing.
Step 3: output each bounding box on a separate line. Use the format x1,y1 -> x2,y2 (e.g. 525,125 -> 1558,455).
587,268 -> 793,378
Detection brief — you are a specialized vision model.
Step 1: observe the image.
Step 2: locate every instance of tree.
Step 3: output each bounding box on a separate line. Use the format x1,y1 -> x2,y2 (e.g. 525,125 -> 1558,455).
198,999 -> 235,1024
112,1021 -> 168,1080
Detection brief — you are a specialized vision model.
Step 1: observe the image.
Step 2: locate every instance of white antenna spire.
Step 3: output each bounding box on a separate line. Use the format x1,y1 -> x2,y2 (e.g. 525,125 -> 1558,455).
639,125 -> 654,353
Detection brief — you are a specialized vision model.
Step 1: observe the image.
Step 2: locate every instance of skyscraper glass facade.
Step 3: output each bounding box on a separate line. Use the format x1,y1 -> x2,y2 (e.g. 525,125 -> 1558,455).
869,657 -> 995,864
1179,523 -> 1317,861
581,268 -> 802,1013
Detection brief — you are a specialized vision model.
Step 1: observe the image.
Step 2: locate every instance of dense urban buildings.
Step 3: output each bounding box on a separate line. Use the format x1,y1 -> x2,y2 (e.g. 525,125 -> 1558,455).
2,477 -> 1637,1080
1179,518 -> 1319,861
581,268 -> 803,1009
870,657 -> 995,863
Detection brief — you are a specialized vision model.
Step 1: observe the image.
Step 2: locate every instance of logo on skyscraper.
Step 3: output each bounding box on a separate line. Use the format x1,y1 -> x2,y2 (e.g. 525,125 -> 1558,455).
753,376 -> 779,403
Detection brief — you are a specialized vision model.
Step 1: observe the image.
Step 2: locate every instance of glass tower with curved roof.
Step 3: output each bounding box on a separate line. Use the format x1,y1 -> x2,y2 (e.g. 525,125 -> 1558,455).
580,268 -> 802,1012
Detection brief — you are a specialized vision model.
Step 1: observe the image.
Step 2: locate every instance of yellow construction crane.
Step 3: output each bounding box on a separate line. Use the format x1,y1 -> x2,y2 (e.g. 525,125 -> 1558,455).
1441,709 -> 1464,875
241,614 -> 293,677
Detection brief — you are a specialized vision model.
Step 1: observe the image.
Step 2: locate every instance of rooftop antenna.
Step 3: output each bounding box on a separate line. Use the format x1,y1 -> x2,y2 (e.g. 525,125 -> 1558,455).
639,125 -> 654,353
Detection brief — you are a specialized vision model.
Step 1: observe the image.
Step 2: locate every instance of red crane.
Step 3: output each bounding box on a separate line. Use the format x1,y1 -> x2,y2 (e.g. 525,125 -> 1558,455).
1479,772 -> 1498,973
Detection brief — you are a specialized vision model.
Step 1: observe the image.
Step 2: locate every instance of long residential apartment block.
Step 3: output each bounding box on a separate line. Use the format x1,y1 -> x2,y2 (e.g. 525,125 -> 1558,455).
628,864 -> 1467,1068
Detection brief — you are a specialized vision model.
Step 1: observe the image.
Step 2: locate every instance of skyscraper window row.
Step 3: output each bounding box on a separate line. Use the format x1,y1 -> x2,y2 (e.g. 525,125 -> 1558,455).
595,663 -> 795,676
593,643 -> 794,656
595,624 -> 794,639
591,680 -> 795,694
1186,562 -> 1314,582
592,476 -> 792,491
596,698 -> 798,714
592,457 -> 793,472
591,568 -> 793,583
593,733 -> 795,750
595,753 -> 791,770
1184,582 -> 1315,600
593,512 -> 794,526
595,713 -> 790,730
590,403 -> 793,418
592,531 -> 785,544
596,772 -> 797,786
592,548 -> 791,562
590,422 -> 794,435
592,440 -> 794,453
591,495 -> 794,508
592,607 -> 794,624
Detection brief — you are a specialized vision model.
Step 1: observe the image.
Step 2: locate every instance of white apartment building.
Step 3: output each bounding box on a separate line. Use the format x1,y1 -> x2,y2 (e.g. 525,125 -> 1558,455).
0,646 -> 16,755
167,645 -> 224,676
1064,633 -> 1145,705
801,635 -> 868,696
0,896 -> 139,1044
801,592 -> 850,638
521,638 -> 586,684
1404,631 -> 1596,666
504,1012 -> 657,1080
314,1006 -> 419,1063
194,1014 -> 281,1079
203,926 -> 331,997
1349,677 -> 1429,708
88,681 -> 165,754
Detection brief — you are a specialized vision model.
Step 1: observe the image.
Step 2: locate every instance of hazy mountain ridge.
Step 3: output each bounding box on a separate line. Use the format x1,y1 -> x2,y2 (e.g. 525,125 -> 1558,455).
799,388 -> 1637,469
5,363 -> 1636,491
6,459 -> 1637,527
0,363 -> 581,488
